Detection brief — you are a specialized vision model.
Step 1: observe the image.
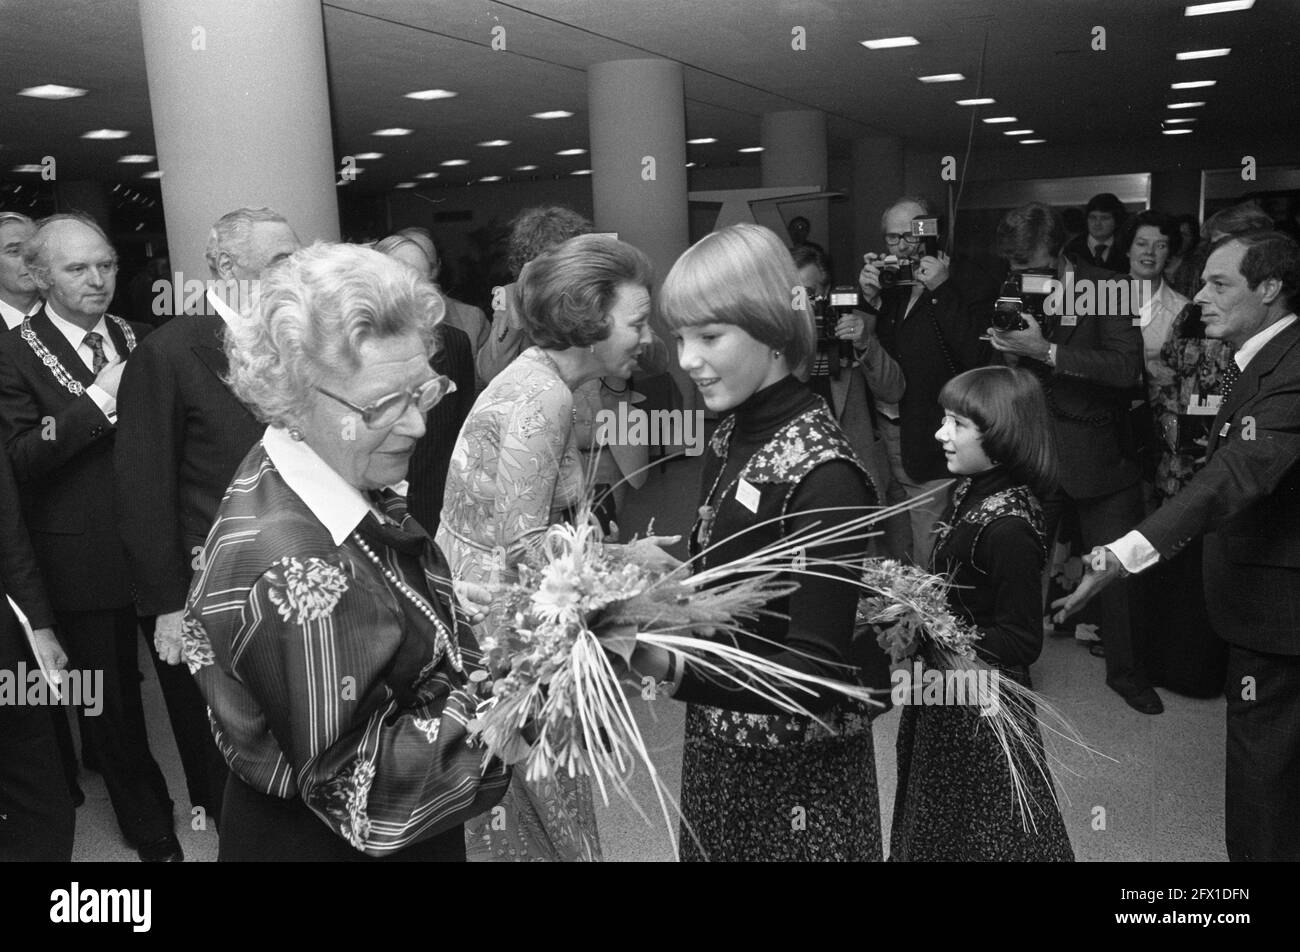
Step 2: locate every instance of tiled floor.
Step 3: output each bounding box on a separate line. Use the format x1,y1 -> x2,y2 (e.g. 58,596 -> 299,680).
70,448 -> 1226,862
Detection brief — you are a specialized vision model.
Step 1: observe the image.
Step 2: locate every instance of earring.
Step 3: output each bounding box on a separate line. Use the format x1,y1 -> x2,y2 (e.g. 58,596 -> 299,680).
772,350 -> 782,359
288,426 -> 305,442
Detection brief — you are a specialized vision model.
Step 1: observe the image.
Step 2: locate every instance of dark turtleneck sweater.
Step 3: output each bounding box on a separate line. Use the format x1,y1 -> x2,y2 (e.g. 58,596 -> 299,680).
931,467 -> 1046,670
674,374 -> 875,714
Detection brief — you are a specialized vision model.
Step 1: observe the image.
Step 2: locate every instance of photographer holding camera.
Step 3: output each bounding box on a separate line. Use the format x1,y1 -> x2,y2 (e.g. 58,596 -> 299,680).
794,243 -> 905,559
858,196 -> 987,566
987,202 -> 1157,715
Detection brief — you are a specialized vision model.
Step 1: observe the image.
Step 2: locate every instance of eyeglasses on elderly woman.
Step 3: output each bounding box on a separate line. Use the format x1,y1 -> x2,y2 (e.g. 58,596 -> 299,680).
316,373 -> 456,429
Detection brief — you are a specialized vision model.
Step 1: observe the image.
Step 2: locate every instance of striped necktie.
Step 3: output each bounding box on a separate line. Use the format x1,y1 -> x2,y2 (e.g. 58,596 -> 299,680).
83,331 -> 108,374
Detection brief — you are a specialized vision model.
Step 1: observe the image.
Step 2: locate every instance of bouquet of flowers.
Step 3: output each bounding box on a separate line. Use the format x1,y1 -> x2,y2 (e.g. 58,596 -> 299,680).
859,559 -> 1106,831
468,501 -> 898,849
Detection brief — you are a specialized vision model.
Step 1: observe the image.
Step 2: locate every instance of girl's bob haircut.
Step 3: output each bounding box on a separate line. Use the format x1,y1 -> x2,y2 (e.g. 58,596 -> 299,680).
660,223 -> 814,373
939,365 -> 1058,499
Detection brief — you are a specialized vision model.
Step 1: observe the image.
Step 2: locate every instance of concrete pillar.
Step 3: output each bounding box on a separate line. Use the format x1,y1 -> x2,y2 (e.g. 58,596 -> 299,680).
761,110 -> 828,249
852,135 -> 905,261
588,58 -> 690,404
137,0 -> 339,286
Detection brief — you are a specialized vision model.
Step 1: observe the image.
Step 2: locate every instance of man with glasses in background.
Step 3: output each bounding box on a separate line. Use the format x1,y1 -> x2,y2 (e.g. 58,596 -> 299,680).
859,195 -> 988,565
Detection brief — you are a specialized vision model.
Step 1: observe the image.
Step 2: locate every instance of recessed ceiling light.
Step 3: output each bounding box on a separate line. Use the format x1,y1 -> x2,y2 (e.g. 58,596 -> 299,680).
860,36 -> 920,49
1019,139 -> 1046,145
1185,1 -> 1254,15
1003,129 -> 1034,135
141,171 -> 164,179
415,171 -> 440,179
738,146 -> 764,153
371,128 -> 413,136
353,152 -> 384,160
1171,80 -> 1217,89
556,148 -> 587,156
440,159 -> 469,166
18,84 -> 87,100
1163,128 -> 1195,135
531,110 -> 574,120
956,97 -> 996,106
1168,101 -> 1206,109
11,164 -> 45,173
918,73 -> 965,83
1176,48 -> 1230,60
687,137 -> 717,145
1163,117 -> 1197,123
571,169 -> 592,176
477,139 -> 511,147
82,129 -> 129,140
394,182 -> 417,188
982,116 -> 1017,123
117,154 -> 155,163
404,89 -> 457,100
514,165 -> 539,171
478,175 -> 502,183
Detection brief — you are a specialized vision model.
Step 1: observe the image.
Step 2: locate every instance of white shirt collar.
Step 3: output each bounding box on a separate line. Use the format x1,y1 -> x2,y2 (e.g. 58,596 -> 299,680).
1088,235 -> 1112,255
0,296 -> 40,330
1235,314 -> 1298,371
262,425 -> 375,546
45,303 -> 111,355
205,286 -> 242,330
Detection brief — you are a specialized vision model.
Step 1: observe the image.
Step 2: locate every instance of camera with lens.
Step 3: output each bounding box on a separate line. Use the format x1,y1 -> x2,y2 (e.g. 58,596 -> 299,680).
878,255 -> 914,287
876,217 -> 941,288
809,285 -> 860,370
992,270 -> 1056,332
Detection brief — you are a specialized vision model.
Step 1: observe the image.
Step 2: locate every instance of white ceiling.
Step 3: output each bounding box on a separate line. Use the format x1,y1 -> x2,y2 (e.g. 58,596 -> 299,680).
1,0 -> 1295,193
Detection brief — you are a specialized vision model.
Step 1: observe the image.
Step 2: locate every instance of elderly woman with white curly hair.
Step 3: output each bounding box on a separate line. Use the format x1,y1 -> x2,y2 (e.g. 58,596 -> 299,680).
182,241 -> 509,862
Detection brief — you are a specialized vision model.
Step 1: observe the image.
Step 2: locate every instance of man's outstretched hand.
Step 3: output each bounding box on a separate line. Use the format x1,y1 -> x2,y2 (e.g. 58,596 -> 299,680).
1051,545 -> 1127,625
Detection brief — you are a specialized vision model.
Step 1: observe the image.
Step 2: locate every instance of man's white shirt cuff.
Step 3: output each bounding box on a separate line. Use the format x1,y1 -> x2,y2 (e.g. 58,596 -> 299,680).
1108,530 -> 1160,575
88,384 -> 117,423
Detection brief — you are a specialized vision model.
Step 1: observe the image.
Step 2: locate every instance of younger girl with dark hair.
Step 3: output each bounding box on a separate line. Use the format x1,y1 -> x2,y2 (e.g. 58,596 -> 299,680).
890,365 -> 1074,861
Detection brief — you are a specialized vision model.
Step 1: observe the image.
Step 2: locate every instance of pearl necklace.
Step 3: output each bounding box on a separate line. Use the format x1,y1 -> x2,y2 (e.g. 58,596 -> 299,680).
351,532 -> 464,673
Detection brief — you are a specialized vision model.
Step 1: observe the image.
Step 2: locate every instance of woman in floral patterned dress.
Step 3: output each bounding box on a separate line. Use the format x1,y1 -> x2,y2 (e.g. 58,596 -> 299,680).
183,243 -> 510,860
630,224 -> 884,861
437,234 -> 656,861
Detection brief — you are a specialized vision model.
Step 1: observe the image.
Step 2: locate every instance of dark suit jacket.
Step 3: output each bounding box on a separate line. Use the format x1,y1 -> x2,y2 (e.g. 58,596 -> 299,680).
0,308 -> 150,611
1137,318 -> 1300,655
114,311 -> 265,616
408,323 -> 475,536
996,259 -> 1145,499
0,447 -> 55,672
875,280 -> 988,481
1063,234 -> 1128,275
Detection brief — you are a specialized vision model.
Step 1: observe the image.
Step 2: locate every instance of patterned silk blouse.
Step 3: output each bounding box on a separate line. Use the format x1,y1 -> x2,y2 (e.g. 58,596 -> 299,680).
436,346 -> 585,631
183,427 -> 509,857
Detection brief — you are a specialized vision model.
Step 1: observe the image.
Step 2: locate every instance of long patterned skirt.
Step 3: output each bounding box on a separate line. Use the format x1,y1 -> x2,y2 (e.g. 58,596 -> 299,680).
890,669 -> 1074,862
679,702 -> 882,862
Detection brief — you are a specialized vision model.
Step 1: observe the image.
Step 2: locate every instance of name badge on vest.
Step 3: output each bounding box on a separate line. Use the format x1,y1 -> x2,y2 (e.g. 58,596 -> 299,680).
735,478 -> 761,514
1061,315 -> 1078,327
